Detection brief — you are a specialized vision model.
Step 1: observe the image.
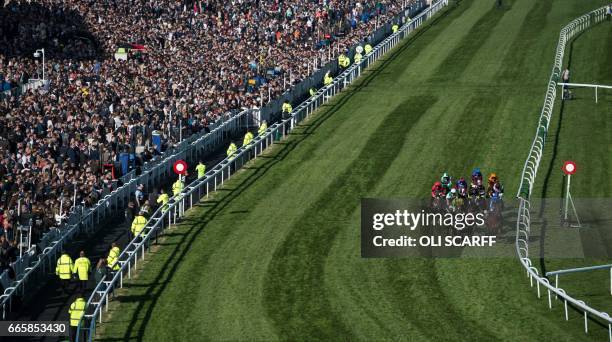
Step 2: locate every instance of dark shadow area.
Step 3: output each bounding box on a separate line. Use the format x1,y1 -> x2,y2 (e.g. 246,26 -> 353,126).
0,2 -> 102,59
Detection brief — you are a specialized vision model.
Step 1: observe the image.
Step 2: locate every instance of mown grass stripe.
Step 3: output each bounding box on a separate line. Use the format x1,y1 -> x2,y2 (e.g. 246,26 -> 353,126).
497,0 -> 553,81
432,0 -> 513,81
263,95 -> 437,340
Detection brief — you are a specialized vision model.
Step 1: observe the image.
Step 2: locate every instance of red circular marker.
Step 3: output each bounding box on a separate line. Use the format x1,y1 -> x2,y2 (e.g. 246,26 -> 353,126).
173,160 -> 187,175
562,161 -> 577,175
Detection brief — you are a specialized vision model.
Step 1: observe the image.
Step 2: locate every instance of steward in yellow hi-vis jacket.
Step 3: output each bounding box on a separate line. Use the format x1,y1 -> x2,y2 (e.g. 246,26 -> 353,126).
243,131 -> 254,146
392,24 -> 399,33
227,142 -> 238,160
195,161 -> 206,178
364,43 -> 373,55
324,71 -> 333,86
309,88 -> 316,97
281,101 -> 293,119
107,242 -> 121,271
56,251 -> 74,293
172,177 -> 184,197
73,251 -> 91,290
131,211 -> 147,238
157,188 -> 170,212
69,294 -> 86,339
258,121 -> 268,136
354,52 -> 362,64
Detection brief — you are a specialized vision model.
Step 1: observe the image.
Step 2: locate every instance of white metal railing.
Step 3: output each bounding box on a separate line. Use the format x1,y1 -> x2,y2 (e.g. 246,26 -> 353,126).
515,5 -> 611,338
0,79 -> 47,98
0,108 -> 249,319
557,82 -> 612,103
75,1 -> 449,340
546,264 -> 612,297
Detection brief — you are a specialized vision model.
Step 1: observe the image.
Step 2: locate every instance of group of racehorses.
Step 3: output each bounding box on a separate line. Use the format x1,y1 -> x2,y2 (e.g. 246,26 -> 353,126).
429,169 -> 505,233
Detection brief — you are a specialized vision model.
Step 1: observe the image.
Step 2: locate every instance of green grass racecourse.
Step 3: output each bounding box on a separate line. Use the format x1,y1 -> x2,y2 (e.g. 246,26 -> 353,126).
97,1 -> 611,340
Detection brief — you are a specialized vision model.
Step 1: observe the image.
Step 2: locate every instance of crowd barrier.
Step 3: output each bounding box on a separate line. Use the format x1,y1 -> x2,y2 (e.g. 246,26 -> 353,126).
0,109 -> 249,318
76,0 -> 450,340
0,79 -> 47,99
0,0 -> 430,316
515,5 -> 612,338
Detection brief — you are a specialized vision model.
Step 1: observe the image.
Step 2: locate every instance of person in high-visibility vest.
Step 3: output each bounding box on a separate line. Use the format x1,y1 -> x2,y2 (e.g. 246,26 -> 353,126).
392,24 -> 399,33
157,188 -> 170,212
338,54 -> 350,68
56,251 -> 74,294
281,101 -> 292,118
172,177 -> 184,197
243,131 -> 254,146
73,251 -> 91,291
195,161 -> 206,179
337,54 -> 345,67
131,210 -> 147,238
309,88 -> 316,97
227,142 -> 238,160
69,294 -> 86,341
323,71 -> 333,86
364,43 -> 373,55
107,242 -> 121,271
258,120 -> 267,136
354,52 -> 362,64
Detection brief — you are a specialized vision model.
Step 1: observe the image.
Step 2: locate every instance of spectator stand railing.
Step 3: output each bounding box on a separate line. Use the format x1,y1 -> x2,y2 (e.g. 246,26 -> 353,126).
515,5 -> 612,338
0,79 -> 48,100
0,109 -> 250,319
0,0 -> 429,318
76,0 -> 450,340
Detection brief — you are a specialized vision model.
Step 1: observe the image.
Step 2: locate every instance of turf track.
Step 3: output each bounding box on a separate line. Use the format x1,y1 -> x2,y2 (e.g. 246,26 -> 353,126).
97,1 -> 611,340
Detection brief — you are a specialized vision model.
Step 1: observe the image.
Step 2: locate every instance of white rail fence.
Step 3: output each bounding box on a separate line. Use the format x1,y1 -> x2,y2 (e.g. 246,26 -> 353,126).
515,5 -> 611,338
75,1 -> 450,340
557,82 -> 612,102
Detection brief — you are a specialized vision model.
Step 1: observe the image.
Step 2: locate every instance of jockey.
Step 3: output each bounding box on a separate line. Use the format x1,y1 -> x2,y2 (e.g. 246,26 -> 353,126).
489,190 -> 501,211
471,168 -> 483,185
457,185 -> 468,198
431,181 -> 444,198
446,187 -> 457,206
488,173 -> 498,189
456,177 -> 468,190
441,172 -> 452,192
492,180 -> 504,198
469,178 -> 486,198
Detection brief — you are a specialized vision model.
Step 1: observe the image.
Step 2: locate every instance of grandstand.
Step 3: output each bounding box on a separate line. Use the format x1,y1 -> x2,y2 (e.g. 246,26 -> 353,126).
0,0 -> 610,341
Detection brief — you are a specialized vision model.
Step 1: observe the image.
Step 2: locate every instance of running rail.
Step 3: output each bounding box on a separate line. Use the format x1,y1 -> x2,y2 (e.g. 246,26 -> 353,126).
515,5 -> 611,338
75,1 -> 450,340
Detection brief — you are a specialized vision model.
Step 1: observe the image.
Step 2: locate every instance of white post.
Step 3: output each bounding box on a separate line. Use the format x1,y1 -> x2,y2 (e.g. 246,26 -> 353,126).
595,86 -> 598,103
564,174 -> 571,221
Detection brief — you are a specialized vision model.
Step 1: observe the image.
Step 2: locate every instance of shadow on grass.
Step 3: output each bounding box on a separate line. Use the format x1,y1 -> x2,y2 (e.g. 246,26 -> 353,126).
107,4 -> 464,340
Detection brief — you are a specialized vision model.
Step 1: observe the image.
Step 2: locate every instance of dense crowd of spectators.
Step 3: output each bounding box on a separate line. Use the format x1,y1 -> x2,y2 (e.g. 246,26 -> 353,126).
0,0 -> 417,241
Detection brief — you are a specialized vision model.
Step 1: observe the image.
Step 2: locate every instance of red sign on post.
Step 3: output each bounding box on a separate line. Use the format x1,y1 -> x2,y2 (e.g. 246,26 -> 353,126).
562,161 -> 577,175
173,160 -> 188,175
